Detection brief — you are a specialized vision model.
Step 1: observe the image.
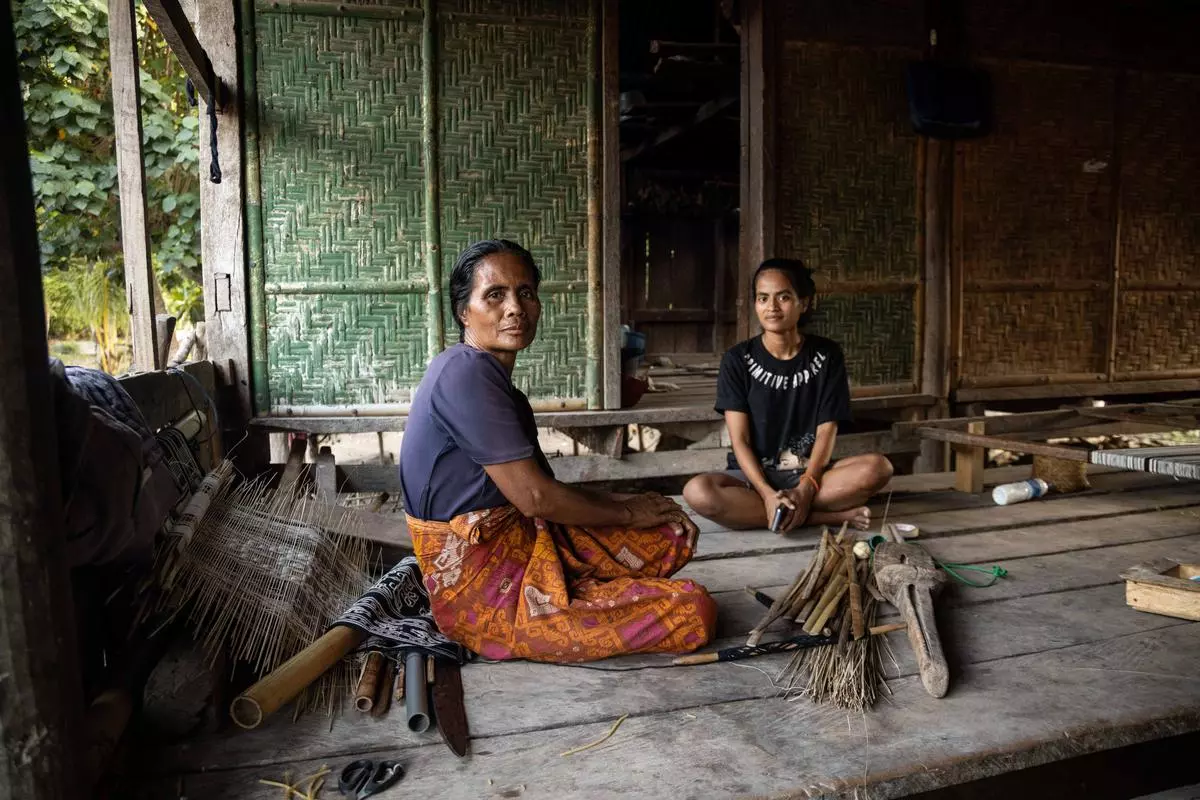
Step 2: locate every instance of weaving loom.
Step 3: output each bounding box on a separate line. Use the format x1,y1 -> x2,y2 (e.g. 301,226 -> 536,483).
1090,445 -> 1200,480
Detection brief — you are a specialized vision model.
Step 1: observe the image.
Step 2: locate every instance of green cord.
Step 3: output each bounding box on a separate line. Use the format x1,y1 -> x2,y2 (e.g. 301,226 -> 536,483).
865,535 -> 1008,588
936,561 -> 1008,588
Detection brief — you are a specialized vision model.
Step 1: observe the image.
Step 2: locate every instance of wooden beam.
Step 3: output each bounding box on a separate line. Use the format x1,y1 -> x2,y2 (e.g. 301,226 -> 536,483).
144,0 -> 221,107
0,1 -> 86,792
737,0 -> 773,341
955,377 -> 1200,403
921,426 -> 1092,463
602,0 -> 621,410
621,95 -> 737,162
315,446 -> 336,504
109,0 -> 159,371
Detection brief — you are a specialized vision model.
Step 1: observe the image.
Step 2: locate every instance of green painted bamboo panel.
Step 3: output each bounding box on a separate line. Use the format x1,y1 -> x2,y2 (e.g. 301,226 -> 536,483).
250,0 -> 595,410
439,1 -> 592,401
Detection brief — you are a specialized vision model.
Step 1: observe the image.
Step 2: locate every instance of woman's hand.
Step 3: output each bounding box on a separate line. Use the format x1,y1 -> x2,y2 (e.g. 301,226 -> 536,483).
779,481 -> 816,533
622,492 -> 684,530
763,491 -> 796,533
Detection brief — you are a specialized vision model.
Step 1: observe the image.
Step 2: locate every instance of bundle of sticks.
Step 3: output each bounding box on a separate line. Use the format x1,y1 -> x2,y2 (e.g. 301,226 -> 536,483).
745,523 -> 893,711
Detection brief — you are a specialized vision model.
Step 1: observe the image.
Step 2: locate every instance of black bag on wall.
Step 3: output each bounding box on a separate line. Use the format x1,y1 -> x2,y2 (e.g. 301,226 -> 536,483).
905,61 -> 991,139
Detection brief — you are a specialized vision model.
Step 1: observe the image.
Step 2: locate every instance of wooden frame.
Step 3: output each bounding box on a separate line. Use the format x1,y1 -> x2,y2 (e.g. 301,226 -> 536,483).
737,0 -> 774,342
109,0 -> 159,371
144,0 -> 222,107
0,2 -> 86,790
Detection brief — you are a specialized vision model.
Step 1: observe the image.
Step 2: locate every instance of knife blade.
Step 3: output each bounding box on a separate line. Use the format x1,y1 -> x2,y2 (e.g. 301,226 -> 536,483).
430,659 -> 470,757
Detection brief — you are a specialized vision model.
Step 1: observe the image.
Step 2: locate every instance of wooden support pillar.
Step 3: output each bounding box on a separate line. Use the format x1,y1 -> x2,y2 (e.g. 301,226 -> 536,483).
315,446 -> 337,505
0,1 -> 86,794
601,0 -> 621,409
737,0 -> 774,341
953,420 -> 986,494
109,0 -> 160,371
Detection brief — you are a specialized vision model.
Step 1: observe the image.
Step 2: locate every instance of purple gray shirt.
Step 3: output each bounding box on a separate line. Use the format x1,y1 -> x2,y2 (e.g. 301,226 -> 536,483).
400,344 -> 553,521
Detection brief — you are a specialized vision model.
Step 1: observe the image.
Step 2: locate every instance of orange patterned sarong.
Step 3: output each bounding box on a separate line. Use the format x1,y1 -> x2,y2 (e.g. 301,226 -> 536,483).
406,506 -> 717,663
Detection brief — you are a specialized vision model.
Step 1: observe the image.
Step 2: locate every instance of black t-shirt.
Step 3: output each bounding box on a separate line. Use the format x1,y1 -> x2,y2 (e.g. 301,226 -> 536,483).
714,334 -> 853,471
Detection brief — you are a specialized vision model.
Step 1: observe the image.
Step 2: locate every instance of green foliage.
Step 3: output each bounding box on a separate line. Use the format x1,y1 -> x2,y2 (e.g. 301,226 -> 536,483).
43,261 -> 131,373
15,0 -> 203,337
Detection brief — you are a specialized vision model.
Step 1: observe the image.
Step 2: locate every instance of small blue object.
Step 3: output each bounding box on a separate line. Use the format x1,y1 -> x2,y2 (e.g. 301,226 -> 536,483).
1190,575 -> 1200,583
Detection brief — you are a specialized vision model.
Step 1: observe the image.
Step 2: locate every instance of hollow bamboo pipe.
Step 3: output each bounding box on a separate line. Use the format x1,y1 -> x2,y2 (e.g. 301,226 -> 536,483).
355,651 -> 384,713
230,625 -> 366,729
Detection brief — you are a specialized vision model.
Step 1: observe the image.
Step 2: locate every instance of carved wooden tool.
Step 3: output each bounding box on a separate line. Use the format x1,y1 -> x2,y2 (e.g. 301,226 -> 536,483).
873,541 -> 950,698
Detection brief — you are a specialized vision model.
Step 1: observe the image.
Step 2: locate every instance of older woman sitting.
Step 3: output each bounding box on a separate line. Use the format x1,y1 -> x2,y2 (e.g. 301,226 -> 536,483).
400,240 -> 716,663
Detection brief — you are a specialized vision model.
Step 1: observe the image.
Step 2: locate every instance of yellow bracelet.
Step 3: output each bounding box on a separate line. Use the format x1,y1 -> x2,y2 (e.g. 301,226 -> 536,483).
801,473 -> 820,493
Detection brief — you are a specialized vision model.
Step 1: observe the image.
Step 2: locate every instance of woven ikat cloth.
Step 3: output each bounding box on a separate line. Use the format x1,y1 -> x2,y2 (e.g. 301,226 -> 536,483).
334,556 -> 471,663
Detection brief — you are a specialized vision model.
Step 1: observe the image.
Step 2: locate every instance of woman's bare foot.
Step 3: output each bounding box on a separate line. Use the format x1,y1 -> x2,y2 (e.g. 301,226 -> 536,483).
809,506 -> 871,530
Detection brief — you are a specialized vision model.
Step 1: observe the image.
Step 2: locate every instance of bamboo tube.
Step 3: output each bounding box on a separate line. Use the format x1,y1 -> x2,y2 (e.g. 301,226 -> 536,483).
836,606 -> 852,651
230,625 -> 366,729
806,583 -> 848,635
802,569 -> 846,631
845,544 -> 864,640
371,657 -> 394,717
355,651 -> 385,712
869,622 -> 907,636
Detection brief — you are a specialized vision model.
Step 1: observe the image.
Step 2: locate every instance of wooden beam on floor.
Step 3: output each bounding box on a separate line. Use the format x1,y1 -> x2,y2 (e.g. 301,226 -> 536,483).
922,424 -> 1093,464
144,0 -> 221,107
109,0 -> 159,371
0,2 -> 86,792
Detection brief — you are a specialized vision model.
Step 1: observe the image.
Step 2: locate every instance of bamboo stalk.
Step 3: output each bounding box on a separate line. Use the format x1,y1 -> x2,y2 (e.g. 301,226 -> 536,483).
230,625 -> 366,729
846,543 -> 864,640
806,583 -> 848,634
354,651 -> 384,713
803,572 -> 847,633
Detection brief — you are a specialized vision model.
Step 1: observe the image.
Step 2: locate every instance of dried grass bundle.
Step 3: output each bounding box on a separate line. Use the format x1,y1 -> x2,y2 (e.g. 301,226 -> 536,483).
144,461 -> 374,715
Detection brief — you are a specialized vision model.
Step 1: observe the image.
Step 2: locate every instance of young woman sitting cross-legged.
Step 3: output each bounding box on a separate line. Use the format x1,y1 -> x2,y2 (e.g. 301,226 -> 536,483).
682,258 -> 893,533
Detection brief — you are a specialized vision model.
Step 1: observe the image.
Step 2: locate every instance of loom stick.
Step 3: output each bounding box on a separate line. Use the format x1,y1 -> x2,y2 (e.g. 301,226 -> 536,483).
230,624 -> 366,729
355,651 -> 385,712
673,622 -> 905,666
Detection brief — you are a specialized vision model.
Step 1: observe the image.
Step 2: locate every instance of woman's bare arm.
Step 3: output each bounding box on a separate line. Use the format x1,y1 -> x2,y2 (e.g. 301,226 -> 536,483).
725,410 -> 774,501
483,458 -> 679,528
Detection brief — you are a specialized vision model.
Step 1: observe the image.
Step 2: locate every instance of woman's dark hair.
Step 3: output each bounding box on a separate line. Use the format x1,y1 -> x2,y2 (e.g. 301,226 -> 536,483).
448,239 -> 542,341
752,257 -> 817,327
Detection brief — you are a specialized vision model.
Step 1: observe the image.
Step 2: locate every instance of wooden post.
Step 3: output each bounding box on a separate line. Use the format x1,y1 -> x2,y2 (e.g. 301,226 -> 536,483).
0,2 -> 86,795
601,0 -> 622,409
953,420 -> 986,494
108,0 -> 159,371
737,0 -> 774,341
191,0 -> 261,465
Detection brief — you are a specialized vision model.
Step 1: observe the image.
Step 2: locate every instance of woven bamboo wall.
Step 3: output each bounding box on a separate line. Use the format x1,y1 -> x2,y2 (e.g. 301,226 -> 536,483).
1115,71 -> 1200,376
774,38 -> 922,391
956,62 -> 1116,384
249,0 -> 597,412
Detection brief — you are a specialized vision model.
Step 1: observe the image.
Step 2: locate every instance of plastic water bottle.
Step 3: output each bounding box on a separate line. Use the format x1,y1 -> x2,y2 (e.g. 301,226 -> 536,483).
992,478 -> 1049,506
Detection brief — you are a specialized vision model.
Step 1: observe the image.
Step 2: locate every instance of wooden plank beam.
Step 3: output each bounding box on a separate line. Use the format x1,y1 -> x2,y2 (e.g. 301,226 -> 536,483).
0,1 -> 86,791
144,0 -> 220,107
737,0 -> 773,342
109,0 -> 159,371
955,377 -> 1200,403
921,425 -> 1092,462
314,446 -> 336,504
601,0 -> 621,409
620,95 -> 737,162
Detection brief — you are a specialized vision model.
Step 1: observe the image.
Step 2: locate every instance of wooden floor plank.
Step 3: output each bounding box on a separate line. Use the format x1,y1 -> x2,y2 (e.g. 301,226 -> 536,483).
142,623 -> 1200,799
681,508 -> 1200,595
148,533 -> 1200,776
690,483 -> 1200,563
